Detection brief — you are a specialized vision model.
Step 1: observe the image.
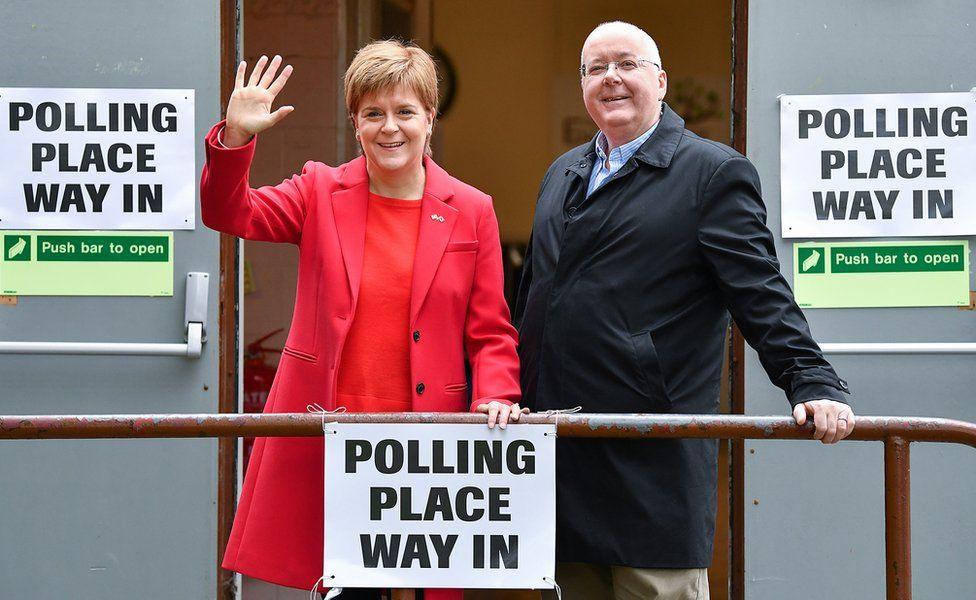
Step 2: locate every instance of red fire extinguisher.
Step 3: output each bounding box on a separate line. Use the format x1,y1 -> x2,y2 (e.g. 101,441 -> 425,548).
242,328 -> 283,475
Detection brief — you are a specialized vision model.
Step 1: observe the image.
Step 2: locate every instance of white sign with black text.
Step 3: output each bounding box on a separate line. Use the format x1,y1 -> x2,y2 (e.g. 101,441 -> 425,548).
0,88 -> 195,230
780,92 -> 976,238
323,423 -> 556,590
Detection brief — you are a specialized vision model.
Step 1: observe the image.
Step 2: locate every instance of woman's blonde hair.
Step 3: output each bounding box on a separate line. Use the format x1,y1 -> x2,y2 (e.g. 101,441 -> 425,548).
344,40 -> 438,153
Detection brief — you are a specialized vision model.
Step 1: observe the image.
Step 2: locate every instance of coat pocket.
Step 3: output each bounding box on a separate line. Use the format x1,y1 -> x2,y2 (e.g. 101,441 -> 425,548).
281,345 -> 318,363
630,330 -> 672,411
445,240 -> 479,253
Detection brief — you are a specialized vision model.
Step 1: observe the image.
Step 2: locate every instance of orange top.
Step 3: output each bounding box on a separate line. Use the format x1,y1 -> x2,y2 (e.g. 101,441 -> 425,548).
336,193 -> 422,413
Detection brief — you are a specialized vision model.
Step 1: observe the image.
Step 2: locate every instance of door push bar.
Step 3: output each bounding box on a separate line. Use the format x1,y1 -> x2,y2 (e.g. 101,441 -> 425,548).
820,342 -> 976,355
0,272 -> 209,358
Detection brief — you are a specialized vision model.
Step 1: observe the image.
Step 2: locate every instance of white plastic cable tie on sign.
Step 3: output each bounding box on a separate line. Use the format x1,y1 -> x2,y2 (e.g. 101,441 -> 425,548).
543,576 -> 563,600
308,576 -> 334,600
541,406 -> 581,438
306,403 -> 347,414
542,406 -> 582,416
307,403 -> 347,433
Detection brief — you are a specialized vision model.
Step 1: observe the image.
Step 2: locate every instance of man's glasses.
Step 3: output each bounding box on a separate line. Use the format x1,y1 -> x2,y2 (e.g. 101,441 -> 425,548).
580,58 -> 660,79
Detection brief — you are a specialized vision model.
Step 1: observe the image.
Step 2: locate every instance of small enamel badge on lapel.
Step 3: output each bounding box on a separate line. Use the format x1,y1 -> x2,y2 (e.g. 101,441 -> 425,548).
430,214 -> 445,222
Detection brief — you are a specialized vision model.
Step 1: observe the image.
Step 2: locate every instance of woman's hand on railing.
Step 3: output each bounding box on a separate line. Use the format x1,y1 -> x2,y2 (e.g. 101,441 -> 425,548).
224,54 -> 294,147
476,401 -> 530,430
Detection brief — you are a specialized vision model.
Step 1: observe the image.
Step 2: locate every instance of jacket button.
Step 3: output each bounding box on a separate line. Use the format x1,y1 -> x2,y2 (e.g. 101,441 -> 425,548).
413,330 -> 421,342
568,206 -> 578,216
416,383 -> 426,395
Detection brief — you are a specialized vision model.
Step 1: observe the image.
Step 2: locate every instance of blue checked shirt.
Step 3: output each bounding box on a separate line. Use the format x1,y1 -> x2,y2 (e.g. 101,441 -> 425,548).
586,122 -> 659,197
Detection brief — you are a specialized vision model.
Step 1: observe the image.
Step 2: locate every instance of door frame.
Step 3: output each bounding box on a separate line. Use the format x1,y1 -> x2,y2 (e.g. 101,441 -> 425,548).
730,1 -> 749,599
215,1 -> 750,598
217,2 -> 241,599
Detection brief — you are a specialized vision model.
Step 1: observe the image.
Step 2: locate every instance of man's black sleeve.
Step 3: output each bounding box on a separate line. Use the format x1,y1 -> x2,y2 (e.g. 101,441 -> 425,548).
697,155 -> 851,408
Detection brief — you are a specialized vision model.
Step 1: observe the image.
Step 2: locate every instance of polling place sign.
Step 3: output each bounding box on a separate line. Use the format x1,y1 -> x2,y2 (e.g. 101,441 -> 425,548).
0,88 -> 195,230
793,240 -> 970,308
323,423 -> 556,590
780,92 -> 976,238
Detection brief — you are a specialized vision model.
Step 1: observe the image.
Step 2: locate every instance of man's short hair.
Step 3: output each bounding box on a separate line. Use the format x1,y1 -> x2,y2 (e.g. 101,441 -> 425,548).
582,21 -> 663,68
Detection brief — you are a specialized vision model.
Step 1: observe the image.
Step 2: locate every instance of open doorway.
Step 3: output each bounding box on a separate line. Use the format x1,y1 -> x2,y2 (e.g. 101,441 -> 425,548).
234,1 -> 734,598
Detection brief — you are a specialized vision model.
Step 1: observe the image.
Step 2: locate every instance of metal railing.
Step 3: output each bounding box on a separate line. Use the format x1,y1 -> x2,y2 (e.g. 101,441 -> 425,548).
2,412 -> 975,600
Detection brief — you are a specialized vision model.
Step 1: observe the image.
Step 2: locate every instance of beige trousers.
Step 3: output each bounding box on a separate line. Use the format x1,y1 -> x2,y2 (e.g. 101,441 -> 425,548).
541,562 -> 709,600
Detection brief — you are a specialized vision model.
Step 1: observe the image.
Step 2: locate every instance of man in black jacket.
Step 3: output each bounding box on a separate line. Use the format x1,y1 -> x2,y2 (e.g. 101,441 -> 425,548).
515,21 -> 855,600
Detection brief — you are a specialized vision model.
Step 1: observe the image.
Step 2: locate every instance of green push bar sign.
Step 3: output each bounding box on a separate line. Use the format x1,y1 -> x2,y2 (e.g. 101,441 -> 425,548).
0,231 -> 173,296
794,240 -> 970,308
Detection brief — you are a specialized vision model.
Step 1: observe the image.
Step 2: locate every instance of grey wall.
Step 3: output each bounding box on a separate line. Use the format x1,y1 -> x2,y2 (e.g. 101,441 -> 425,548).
0,1 -> 223,598
745,1 -> 976,598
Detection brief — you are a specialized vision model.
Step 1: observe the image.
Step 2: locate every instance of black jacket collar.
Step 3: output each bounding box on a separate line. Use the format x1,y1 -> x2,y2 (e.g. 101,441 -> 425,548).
566,103 -> 685,177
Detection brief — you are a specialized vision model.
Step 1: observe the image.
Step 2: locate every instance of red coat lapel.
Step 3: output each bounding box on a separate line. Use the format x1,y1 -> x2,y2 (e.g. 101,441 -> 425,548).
410,196 -> 458,326
331,157 -> 369,307
410,157 -> 457,326
331,156 -> 458,322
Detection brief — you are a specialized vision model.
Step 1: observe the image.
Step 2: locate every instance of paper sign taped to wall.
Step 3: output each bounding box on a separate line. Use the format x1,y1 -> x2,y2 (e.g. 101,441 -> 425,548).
780,92 -> 976,238
0,88 -> 195,230
793,240 -> 970,308
0,230 -> 173,296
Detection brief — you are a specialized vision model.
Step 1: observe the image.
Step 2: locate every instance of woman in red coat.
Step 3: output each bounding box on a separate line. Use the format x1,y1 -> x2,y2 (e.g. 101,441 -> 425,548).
201,41 -> 523,599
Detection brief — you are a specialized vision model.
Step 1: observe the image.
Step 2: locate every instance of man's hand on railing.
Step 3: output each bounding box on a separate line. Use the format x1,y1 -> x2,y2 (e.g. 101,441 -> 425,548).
792,399 -> 856,444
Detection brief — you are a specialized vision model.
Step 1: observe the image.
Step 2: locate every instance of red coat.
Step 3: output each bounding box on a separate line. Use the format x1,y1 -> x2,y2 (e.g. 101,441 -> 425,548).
200,121 -> 521,596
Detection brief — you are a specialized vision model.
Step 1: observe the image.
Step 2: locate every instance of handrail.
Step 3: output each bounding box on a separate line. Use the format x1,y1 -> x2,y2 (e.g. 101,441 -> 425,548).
2,412 -> 973,600
1,413 -> 973,446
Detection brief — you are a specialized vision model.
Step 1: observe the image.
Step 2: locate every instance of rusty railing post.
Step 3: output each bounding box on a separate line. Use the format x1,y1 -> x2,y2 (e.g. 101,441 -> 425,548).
884,436 -> 911,600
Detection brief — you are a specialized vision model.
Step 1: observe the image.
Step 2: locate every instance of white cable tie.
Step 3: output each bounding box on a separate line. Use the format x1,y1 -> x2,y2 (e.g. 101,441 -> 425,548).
543,406 -> 582,437
307,404 -> 347,414
543,576 -> 563,600
309,576 -> 328,600
322,588 -> 343,600
543,406 -> 582,415
307,404 -> 347,433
